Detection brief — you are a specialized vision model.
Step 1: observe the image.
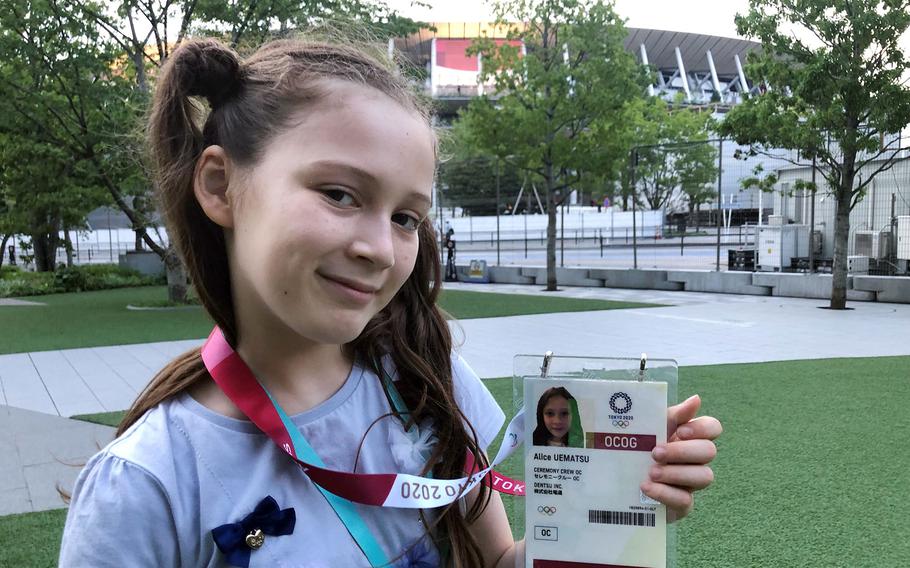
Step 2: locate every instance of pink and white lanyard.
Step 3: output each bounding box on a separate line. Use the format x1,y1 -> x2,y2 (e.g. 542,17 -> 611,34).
201,327 -> 526,561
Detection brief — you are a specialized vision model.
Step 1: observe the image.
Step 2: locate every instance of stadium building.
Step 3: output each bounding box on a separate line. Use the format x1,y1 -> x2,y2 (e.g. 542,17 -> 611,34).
394,22 -> 767,219
395,23 -> 910,271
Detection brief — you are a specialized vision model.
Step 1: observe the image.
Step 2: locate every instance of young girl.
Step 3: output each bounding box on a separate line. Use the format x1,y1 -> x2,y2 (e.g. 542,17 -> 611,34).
533,387 -> 578,447
59,37 -> 722,567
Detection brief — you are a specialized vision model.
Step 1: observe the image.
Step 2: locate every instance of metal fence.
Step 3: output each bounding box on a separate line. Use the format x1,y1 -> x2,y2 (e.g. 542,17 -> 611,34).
434,137 -> 910,275
3,228 -> 169,270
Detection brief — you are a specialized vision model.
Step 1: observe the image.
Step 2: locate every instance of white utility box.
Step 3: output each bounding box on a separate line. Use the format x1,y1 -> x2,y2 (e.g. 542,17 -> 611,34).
756,224 -> 810,271
898,216 -> 910,261
847,255 -> 869,275
854,230 -> 890,259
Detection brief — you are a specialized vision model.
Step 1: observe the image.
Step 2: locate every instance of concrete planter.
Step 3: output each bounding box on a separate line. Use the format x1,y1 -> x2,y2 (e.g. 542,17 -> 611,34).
450,264 -> 910,303
119,251 -> 164,277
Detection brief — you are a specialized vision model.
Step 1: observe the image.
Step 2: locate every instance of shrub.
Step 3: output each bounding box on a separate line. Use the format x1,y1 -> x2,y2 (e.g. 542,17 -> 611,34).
0,272 -> 56,297
0,264 -> 158,297
0,265 -> 21,280
54,265 -> 88,292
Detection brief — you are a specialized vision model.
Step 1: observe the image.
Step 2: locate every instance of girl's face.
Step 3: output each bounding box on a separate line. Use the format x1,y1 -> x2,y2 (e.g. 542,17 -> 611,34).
227,81 -> 436,346
543,396 -> 571,440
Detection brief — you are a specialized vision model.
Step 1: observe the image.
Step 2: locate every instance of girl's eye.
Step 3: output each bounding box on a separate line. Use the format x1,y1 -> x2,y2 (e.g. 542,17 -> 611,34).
323,188 -> 356,207
392,213 -> 420,232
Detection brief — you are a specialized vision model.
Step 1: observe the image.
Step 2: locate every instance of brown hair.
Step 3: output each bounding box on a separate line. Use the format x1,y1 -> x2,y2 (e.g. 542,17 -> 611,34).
121,37 -> 490,566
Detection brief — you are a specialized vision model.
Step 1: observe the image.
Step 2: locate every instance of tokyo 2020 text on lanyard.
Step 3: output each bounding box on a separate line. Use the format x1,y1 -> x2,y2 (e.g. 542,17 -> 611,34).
201,327 -> 526,566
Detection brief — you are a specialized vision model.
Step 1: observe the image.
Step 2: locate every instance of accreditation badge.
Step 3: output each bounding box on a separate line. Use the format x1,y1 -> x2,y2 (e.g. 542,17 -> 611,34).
524,377 -> 668,568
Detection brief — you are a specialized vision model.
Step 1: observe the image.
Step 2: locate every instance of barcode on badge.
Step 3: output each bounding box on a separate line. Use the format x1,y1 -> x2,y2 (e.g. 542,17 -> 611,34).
587,510 -> 656,527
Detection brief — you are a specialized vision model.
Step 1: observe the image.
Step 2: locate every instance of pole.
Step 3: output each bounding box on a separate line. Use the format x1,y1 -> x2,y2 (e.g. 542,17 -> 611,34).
891,193 -> 897,275
631,148 -> 638,270
496,160 -> 501,266
560,200 -> 565,268
525,193 -> 531,258
716,138 -> 723,271
107,209 -> 114,262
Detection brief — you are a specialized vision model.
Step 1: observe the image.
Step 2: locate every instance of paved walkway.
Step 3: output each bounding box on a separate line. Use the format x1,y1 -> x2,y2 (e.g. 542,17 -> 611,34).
2,284 -> 909,515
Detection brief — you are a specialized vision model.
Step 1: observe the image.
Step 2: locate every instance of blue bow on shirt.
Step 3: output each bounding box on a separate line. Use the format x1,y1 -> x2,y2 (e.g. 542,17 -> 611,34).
212,495 -> 296,567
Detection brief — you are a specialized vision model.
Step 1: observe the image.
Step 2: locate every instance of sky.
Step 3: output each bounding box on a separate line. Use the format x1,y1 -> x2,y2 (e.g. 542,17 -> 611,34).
384,0 -> 910,53
384,0 -> 752,39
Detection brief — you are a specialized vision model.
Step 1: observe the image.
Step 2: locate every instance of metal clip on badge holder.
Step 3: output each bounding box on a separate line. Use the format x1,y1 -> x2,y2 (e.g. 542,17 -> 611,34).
540,351 -> 554,378
540,351 -> 649,380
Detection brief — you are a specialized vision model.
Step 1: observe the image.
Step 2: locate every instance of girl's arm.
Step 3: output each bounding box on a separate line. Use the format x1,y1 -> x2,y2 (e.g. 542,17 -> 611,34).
464,486 -> 522,568
467,394 -> 722,567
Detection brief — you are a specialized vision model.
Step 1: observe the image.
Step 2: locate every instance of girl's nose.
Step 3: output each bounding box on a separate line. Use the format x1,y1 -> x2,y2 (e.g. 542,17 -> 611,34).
348,214 -> 395,269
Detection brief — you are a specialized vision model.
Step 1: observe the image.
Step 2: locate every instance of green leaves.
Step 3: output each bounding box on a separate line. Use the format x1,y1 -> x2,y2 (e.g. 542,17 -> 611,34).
724,0 -> 910,308
457,0 -> 645,186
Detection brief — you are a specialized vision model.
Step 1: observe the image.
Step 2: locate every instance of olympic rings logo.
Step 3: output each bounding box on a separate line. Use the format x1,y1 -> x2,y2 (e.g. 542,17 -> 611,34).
609,392 -> 633,414
538,506 -> 557,515
612,420 -> 630,428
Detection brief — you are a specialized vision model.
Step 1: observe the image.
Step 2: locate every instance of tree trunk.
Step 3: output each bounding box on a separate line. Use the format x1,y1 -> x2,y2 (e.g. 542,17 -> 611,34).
64,228 -> 74,267
164,245 -> 188,303
0,234 -> 9,270
135,228 -> 145,251
545,181 -> 558,291
32,232 -> 58,272
830,182 -> 853,309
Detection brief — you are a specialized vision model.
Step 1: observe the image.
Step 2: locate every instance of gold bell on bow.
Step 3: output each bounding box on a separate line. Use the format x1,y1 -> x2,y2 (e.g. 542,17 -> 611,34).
245,528 -> 265,550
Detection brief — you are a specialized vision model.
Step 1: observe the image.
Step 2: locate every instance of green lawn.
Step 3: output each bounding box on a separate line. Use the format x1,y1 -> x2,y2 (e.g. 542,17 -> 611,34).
4,356 -> 909,567
437,289 -> 658,320
487,355 -> 910,567
0,287 -> 214,354
0,286 -> 657,354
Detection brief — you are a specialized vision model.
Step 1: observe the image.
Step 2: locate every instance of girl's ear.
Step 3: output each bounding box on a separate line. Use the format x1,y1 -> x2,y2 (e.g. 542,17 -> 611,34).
194,145 -> 235,229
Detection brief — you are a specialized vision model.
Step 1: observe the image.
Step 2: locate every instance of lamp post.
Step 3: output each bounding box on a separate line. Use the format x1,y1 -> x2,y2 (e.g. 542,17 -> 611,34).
496,159 -> 501,266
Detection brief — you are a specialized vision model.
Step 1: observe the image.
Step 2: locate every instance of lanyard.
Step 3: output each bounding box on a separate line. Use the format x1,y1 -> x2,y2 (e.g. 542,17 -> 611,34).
200,328 -> 526,560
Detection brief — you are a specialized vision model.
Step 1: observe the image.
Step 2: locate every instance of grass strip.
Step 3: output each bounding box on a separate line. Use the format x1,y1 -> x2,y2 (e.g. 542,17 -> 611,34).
70,411 -> 127,428
0,509 -> 67,568
0,286 -> 657,354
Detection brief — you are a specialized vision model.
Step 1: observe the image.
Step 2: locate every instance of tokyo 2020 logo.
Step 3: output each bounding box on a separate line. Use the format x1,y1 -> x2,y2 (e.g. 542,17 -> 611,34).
609,392 -> 632,414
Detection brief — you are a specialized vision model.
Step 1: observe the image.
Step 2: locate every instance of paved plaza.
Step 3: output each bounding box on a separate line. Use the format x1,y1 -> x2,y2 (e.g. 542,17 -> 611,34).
1,283 -> 908,515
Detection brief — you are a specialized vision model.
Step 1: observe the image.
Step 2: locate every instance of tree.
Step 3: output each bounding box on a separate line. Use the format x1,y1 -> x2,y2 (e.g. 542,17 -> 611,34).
720,0 -> 910,309
457,0 -> 647,290
438,122 -> 524,215
1,0 -> 423,300
676,140 -> 719,230
0,0 -> 126,271
0,131 -> 106,271
626,98 -> 717,212
437,156 -> 524,216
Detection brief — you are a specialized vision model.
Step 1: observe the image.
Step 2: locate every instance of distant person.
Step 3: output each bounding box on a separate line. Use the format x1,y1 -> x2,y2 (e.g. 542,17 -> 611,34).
444,229 -> 457,281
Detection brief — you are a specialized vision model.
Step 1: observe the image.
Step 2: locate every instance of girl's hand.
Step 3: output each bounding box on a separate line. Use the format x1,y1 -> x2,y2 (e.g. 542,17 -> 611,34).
640,394 -> 721,522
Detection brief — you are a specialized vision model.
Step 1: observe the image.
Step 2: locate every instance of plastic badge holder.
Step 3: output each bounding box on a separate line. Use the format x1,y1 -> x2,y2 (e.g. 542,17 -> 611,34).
513,353 -> 678,568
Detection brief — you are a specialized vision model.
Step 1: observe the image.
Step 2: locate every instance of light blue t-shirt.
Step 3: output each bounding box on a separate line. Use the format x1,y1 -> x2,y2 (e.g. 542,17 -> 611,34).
59,353 -> 505,567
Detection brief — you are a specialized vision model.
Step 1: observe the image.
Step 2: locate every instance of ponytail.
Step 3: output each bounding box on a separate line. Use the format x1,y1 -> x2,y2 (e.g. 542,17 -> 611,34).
119,40 -> 245,436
